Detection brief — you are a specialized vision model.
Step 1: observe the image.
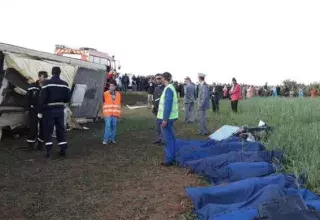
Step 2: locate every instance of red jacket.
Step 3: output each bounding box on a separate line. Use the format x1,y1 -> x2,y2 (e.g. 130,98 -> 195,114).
229,83 -> 241,101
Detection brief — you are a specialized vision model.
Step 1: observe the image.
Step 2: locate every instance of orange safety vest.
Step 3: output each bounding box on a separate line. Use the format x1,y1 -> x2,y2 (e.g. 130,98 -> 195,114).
103,91 -> 121,118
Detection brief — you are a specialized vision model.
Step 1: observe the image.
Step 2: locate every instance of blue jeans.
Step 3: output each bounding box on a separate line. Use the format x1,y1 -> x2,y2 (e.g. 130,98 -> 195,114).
103,116 -> 118,142
160,120 -> 176,164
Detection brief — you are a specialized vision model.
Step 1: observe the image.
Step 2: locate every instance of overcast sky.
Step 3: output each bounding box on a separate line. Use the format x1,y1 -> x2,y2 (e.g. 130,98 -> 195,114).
1,0 -> 320,85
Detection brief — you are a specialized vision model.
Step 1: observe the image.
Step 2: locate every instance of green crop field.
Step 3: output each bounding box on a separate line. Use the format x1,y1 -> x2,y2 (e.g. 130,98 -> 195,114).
201,97 -> 320,193
1,93 -> 319,219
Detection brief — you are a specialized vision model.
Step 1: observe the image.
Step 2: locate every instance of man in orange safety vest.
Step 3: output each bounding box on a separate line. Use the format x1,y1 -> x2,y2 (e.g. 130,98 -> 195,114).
102,80 -> 121,145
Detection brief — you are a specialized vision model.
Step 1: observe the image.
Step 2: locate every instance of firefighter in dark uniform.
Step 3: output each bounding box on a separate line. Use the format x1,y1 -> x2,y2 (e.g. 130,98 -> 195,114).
26,71 -> 48,150
38,66 -> 71,158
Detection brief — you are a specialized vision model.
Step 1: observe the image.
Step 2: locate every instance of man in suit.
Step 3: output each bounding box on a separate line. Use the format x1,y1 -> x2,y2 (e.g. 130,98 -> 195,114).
197,73 -> 210,135
183,77 -> 196,123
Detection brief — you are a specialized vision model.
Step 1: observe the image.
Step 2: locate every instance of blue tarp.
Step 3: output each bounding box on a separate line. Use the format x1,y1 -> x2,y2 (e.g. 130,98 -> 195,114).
186,181 -> 320,220
178,136 -> 320,220
183,151 -> 283,183
176,138 -> 265,165
203,189 -> 320,220
185,174 -> 301,211
216,162 -> 275,184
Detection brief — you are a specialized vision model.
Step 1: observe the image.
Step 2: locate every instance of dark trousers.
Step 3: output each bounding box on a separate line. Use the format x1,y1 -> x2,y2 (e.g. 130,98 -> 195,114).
231,100 -> 238,112
43,108 -> 67,156
211,96 -> 220,112
123,84 -> 128,93
155,118 -> 162,141
27,107 -> 44,145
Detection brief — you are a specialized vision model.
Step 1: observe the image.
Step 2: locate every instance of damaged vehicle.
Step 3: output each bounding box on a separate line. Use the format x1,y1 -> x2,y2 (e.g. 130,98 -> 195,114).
0,43 -> 116,141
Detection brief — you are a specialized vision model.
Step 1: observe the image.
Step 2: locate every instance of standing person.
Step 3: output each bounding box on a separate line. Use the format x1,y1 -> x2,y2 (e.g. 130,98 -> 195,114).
26,71 -> 48,150
272,86 -> 277,97
102,80 -> 121,145
229,77 -> 241,113
152,74 -> 165,144
311,88 -> 317,98
116,76 -> 122,91
276,85 -> 281,97
211,83 -> 221,113
247,85 -> 253,99
183,77 -> 196,123
121,74 -> 129,94
298,88 -> 304,97
223,85 -> 228,99
39,67 -> 71,158
197,73 -> 210,135
242,85 -> 247,100
157,72 -> 179,166
147,77 -> 155,109
179,83 -> 185,98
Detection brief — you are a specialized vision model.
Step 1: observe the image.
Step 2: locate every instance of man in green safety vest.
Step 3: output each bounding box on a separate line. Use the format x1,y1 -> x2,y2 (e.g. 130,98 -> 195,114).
157,72 -> 179,166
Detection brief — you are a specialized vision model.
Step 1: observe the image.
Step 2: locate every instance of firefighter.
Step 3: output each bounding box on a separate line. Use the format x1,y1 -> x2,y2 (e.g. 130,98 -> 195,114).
26,71 -> 48,150
102,80 -> 121,145
38,66 -> 71,158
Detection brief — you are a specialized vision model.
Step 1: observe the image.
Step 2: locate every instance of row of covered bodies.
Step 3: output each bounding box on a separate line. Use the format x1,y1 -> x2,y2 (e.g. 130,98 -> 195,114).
175,133 -> 320,220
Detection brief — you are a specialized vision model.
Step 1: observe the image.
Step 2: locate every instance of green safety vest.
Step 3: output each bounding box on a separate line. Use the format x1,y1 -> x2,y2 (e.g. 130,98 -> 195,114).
157,84 -> 179,120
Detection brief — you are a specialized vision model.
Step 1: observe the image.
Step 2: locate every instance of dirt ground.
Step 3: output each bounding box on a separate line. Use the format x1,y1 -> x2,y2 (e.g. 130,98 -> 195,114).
0,93 -> 203,220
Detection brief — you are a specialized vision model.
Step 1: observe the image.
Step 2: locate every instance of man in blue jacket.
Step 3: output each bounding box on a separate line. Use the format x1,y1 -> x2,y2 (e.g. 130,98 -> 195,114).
157,72 -> 179,166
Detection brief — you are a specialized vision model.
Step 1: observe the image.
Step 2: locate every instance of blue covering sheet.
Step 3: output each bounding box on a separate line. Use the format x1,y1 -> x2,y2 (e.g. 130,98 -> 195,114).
183,151 -> 283,183
185,174 -> 301,211
221,162 -> 275,184
176,138 -> 265,165
178,136 -> 320,220
206,189 -> 320,220
189,185 -> 320,220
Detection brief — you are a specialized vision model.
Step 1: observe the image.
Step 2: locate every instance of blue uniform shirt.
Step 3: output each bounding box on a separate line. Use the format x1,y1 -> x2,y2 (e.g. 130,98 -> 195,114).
163,88 -> 173,121
38,75 -> 71,112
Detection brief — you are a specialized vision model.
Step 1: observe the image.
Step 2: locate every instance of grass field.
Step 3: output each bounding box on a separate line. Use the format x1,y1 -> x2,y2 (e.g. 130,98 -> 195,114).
0,93 -> 319,219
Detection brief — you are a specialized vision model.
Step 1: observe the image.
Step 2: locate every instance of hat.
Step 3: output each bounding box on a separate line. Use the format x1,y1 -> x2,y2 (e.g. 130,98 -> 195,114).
198,73 -> 206,77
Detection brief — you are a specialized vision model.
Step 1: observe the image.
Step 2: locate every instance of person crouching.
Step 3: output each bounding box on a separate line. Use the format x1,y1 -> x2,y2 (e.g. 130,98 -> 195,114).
102,80 -> 121,145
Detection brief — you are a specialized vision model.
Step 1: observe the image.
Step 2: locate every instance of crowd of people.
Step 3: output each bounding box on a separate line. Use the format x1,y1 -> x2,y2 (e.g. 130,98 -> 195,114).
25,67 -> 320,167
129,72 -> 319,166
107,71 -> 319,100
139,72 -> 242,166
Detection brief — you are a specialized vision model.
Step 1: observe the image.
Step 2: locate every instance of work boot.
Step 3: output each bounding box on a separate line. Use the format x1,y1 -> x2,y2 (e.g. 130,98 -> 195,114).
46,145 -> 53,159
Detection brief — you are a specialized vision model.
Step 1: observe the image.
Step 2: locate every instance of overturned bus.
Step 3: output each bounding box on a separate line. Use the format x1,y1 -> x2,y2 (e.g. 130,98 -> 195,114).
0,43 -> 115,140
